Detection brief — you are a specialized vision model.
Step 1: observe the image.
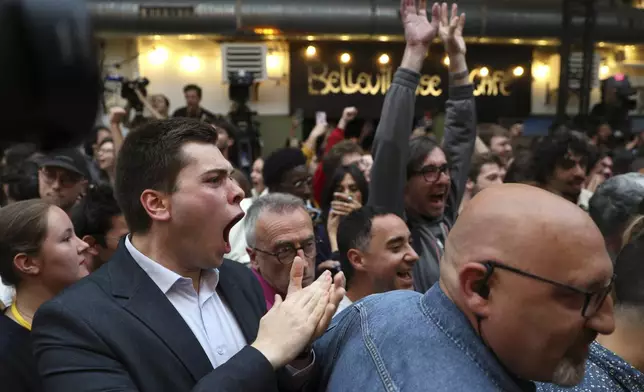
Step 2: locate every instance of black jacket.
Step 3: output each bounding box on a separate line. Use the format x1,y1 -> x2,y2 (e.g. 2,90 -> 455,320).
31,241 -> 283,392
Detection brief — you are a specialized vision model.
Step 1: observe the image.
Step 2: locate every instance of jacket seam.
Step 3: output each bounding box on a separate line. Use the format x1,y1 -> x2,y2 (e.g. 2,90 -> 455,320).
359,304 -> 399,392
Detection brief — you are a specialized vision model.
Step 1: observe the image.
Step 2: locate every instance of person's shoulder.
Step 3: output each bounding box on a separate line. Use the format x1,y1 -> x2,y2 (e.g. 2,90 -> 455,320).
359,289 -> 423,310
41,270 -> 109,314
172,107 -> 187,117
219,258 -> 255,282
329,290 -> 422,331
0,316 -> 30,354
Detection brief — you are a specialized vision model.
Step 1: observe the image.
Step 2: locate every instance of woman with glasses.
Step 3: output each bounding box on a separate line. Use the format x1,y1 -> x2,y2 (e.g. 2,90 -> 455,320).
0,199 -> 90,391
316,164 -> 369,276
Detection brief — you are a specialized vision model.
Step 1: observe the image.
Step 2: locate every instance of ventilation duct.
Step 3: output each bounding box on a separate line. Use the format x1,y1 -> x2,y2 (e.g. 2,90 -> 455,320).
87,1 -> 644,43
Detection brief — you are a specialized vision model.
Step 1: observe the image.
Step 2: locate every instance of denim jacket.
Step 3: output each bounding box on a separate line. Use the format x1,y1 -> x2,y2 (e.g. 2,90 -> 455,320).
311,285 -> 536,392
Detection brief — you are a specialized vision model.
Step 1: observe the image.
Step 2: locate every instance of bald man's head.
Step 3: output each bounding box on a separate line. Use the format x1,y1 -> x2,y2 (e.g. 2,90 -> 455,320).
440,184 -> 615,387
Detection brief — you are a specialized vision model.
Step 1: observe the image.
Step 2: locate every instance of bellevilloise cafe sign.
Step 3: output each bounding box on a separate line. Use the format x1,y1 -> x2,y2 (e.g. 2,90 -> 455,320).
307,64 -> 511,98
290,42 -> 532,120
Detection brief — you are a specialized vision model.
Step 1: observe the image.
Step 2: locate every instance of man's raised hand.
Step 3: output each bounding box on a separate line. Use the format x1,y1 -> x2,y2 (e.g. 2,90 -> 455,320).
438,3 -> 466,56
401,0 -> 439,49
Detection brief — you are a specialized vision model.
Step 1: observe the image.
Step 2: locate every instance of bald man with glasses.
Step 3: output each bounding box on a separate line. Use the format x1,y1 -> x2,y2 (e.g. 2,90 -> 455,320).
312,184 -> 615,391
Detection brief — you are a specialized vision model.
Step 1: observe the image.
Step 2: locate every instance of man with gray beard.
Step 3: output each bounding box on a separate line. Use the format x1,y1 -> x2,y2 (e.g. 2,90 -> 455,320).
312,183 -> 615,391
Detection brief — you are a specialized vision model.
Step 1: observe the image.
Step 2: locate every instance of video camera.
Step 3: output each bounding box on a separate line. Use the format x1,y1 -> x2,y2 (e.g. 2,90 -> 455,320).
592,73 -> 638,145
227,70 -> 262,173
0,0 -> 101,151
105,76 -> 150,113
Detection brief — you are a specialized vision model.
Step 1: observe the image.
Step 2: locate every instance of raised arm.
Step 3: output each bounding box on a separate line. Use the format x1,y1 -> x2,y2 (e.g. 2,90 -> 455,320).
368,0 -> 440,218
438,3 -> 477,219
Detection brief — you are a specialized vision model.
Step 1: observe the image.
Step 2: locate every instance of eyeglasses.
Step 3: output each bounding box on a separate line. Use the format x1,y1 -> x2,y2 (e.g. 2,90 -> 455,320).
410,164 -> 450,183
253,239 -> 318,265
291,176 -> 313,189
482,261 -> 614,318
40,168 -> 82,188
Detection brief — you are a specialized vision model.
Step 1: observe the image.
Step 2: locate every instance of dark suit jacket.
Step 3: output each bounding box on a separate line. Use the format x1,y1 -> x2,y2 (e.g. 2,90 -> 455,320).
31,242 -> 281,392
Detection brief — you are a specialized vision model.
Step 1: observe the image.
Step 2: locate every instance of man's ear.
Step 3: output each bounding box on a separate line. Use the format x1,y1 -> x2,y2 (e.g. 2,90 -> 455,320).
347,249 -> 366,272
140,189 -> 171,224
465,179 -> 474,193
13,253 -> 42,278
247,247 -> 258,270
228,138 -> 235,148
459,262 -> 493,318
82,235 -> 100,256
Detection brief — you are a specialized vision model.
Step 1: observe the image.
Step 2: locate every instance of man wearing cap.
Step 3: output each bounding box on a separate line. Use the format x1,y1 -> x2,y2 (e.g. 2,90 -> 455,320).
38,148 -> 89,213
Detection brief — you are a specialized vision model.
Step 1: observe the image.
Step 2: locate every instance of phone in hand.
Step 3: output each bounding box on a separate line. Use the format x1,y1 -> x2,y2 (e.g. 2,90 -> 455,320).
316,111 -> 327,126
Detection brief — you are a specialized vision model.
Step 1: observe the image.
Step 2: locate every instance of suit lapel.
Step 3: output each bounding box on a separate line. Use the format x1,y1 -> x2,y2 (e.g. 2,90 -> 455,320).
217,261 -> 260,343
108,241 -> 213,382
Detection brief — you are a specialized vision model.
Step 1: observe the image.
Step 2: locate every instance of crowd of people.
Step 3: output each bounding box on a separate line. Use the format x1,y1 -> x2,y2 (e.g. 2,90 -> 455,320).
0,1 -> 644,391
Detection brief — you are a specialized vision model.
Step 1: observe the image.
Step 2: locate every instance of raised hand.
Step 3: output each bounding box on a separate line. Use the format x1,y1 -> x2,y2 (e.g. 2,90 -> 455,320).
401,0 -> 439,49
252,258 -> 333,369
438,3 -> 466,56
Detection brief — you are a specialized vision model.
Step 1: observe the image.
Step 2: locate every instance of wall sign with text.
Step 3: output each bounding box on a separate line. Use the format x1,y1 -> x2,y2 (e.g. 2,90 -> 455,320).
290,42 -> 533,122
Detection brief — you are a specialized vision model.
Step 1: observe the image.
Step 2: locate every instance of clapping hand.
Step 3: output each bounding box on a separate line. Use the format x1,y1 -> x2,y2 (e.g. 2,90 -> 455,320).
252,256 -> 345,369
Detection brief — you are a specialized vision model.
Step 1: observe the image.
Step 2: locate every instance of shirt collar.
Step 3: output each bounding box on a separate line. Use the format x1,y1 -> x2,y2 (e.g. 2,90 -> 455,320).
422,284 -> 536,392
125,235 -> 220,296
251,268 -> 278,309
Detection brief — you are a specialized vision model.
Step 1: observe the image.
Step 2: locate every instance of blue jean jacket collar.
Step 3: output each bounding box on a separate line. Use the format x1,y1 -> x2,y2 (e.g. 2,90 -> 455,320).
422,284 -> 537,392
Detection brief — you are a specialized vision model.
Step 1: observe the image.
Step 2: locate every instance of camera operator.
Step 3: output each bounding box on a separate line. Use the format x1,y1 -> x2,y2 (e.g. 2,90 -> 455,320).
591,74 -> 637,148
172,84 -> 217,123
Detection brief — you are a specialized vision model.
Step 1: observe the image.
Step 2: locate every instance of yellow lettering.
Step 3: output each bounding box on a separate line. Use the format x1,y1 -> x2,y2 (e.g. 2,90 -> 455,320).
306,63 -> 511,98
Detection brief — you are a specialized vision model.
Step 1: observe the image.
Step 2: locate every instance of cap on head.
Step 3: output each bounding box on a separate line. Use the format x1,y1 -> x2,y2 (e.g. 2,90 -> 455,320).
39,148 -> 89,179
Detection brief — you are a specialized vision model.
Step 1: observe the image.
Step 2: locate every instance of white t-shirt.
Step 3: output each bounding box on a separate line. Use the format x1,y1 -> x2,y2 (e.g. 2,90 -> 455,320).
0,283 -> 15,308
333,296 -> 354,318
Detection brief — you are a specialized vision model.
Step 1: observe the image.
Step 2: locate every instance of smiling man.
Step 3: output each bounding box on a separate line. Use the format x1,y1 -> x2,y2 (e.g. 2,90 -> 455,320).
333,205 -> 419,316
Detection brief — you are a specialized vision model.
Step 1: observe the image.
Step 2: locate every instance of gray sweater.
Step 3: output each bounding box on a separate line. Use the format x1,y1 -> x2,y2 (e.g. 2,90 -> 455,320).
368,67 -> 477,293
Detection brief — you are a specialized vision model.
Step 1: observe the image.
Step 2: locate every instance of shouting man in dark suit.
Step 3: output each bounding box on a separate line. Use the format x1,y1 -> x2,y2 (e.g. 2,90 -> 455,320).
31,118 -> 345,392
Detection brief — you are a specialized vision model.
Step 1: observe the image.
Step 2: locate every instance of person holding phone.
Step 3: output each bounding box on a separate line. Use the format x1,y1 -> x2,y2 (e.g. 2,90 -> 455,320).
316,164 -> 369,275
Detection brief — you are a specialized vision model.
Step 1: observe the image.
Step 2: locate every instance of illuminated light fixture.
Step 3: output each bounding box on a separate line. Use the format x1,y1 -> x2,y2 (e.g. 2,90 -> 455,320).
513,66 -> 525,77
307,35 -> 315,41
378,36 -> 389,42
340,52 -> 351,64
537,40 -> 548,46
266,51 -> 284,79
305,45 -> 317,57
254,27 -> 279,35
378,54 -> 390,65
598,42 -> 606,47
180,55 -> 201,73
340,35 -> 350,41
479,67 -> 490,77
153,35 -> 161,41
443,55 -> 450,67
148,46 -> 169,66
599,64 -> 610,79
512,39 -> 521,44
533,63 -> 550,80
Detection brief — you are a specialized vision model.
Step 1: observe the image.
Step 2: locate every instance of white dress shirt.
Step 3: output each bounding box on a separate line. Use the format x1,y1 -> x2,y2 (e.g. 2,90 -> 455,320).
125,236 -> 247,369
